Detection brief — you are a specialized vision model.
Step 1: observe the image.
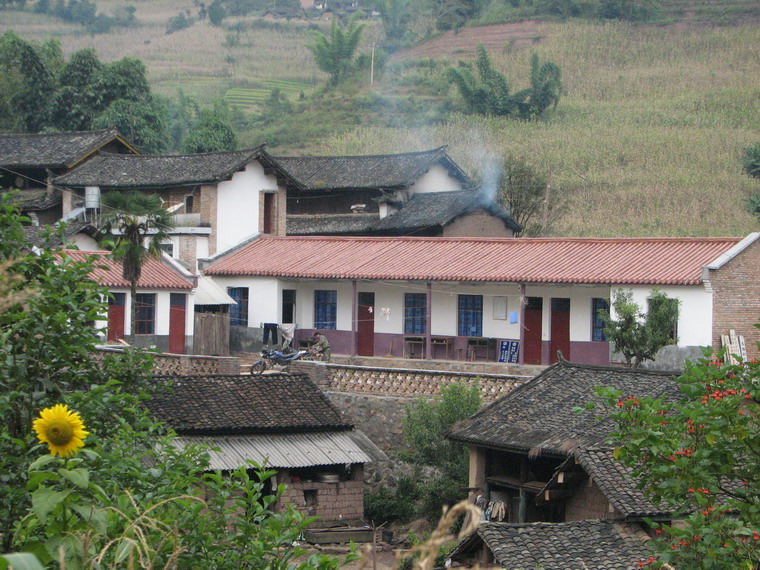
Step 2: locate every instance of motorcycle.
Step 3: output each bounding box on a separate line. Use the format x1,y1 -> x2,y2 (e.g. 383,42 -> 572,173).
250,347 -> 309,374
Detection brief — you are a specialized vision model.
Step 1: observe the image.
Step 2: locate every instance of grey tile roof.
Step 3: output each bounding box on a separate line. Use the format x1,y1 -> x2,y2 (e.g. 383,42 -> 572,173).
575,447 -> 670,519
6,188 -> 62,211
286,190 -> 520,235
450,520 -> 652,569
373,190 -> 521,233
55,147 -> 267,189
272,147 -> 473,191
287,213 -> 380,235
447,360 -> 679,456
21,222 -> 93,249
0,128 -> 131,168
147,372 -> 353,435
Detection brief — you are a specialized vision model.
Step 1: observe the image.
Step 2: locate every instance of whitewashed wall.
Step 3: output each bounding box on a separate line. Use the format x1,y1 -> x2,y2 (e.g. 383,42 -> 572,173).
619,285 -> 712,347
215,162 -> 278,253
95,289 -> 194,338
408,164 -> 463,194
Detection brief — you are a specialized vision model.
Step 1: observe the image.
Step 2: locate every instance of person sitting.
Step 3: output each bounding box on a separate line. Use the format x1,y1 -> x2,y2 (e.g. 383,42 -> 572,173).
311,332 -> 331,362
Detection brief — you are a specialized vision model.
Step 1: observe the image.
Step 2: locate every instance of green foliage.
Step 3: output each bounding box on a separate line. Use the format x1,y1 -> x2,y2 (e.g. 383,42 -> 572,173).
307,16 -> 365,87
741,142 -> 760,180
599,0 -> 660,21
166,11 -> 194,34
401,382 -> 482,481
208,0 -> 225,25
93,98 -> 169,154
364,477 -> 419,525
599,349 -> 760,569
493,155 -> 553,236
447,45 -> 562,120
599,288 -> 679,367
182,110 -> 239,153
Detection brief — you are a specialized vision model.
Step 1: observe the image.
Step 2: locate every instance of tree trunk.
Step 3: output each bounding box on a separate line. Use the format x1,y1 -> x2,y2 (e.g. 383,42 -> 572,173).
128,280 -> 137,345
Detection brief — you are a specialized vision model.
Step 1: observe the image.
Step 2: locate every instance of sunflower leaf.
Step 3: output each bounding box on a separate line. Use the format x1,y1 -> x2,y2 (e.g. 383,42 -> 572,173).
60,468 -> 89,489
0,552 -> 45,570
70,504 -> 108,534
28,455 -> 57,472
31,488 -> 73,524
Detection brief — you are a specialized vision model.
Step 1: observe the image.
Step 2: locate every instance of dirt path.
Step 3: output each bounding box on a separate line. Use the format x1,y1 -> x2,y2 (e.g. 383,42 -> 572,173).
390,21 -> 544,62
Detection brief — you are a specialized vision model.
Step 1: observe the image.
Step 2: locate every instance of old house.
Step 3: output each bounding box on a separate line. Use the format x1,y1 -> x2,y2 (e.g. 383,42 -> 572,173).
200,233 -> 760,367
146,372 -> 387,522
445,360 -> 677,567
0,128 -> 138,225
274,147 -> 520,238
54,147 -> 297,272
62,249 -> 196,353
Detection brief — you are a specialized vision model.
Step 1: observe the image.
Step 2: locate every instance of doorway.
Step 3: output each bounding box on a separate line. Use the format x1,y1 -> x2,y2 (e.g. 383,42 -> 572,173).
169,293 -> 187,354
550,298 -> 570,363
107,293 -> 126,342
358,292 -> 375,356
523,297 -> 543,364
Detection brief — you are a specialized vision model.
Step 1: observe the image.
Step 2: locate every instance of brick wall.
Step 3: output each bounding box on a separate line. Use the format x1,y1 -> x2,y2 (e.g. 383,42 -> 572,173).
564,477 -> 619,521
95,346 -> 240,375
709,238 -> 760,360
276,471 -> 364,521
199,184 -> 218,254
442,210 -> 514,238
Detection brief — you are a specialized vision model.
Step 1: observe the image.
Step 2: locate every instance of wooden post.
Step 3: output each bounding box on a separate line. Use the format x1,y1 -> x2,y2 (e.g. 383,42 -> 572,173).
425,282 -> 432,359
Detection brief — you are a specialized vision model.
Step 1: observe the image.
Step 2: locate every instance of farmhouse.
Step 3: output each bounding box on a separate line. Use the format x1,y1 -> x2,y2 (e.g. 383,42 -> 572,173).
445,360 -> 677,567
62,249 -> 196,353
54,147 -> 298,272
201,233 -> 760,368
146,372 -> 387,522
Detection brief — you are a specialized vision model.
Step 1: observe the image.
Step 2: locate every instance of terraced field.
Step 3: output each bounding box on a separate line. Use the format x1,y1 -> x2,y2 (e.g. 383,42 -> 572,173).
224,80 -> 312,110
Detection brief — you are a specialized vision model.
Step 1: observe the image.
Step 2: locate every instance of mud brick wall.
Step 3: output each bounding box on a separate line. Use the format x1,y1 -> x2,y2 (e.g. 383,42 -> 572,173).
95,347 -> 240,375
277,477 -> 364,522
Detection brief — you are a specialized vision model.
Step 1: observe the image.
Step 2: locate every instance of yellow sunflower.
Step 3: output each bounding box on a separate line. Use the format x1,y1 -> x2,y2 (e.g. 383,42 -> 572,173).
32,404 -> 89,457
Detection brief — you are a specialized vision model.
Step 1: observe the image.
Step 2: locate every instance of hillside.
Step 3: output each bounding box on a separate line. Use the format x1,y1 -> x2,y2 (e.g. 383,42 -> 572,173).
1,2 -> 759,237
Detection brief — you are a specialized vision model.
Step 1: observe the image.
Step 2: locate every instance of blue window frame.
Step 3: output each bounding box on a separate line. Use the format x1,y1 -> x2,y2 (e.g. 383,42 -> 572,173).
592,297 -> 609,341
458,295 -> 482,337
228,287 -> 249,327
404,293 -> 427,335
314,290 -> 337,329
135,293 -> 156,335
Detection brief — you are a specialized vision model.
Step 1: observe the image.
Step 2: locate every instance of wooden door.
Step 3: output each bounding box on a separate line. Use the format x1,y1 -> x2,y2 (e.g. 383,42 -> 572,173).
358,292 -> 375,356
523,297 -> 543,364
550,298 -> 571,363
107,293 -> 126,342
169,293 -> 186,354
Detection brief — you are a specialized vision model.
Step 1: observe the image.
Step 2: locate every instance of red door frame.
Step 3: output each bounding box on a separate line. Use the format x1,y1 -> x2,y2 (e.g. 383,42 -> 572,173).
357,292 -> 375,356
550,298 -> 571,363
523,297 -> 543,364
107,292 -> 126,342
169,293 -> 186,354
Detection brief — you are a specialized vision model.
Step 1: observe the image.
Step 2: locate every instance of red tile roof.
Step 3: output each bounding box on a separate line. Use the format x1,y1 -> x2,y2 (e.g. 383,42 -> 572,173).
61,250 -> 193,290
204,236 -> 744,286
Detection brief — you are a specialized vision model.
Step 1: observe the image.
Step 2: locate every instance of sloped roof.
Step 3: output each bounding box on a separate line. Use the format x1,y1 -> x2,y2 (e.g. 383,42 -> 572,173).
147,373 -> 353,435
193,275 -> 236,305
54,147 -> 268,189
23,222 -> 93,249
372,190 -> 521,233
450,520 -> 651,569
271,147 -> 472,191
447,361 -> 679,456
5,188 -> 62,211
576,447 -> 670,519
203,235 -> 743,286
171,431 -> 387,469
61,249 -> 194,290
0,128 -> 136,169
287,213 -> 380,235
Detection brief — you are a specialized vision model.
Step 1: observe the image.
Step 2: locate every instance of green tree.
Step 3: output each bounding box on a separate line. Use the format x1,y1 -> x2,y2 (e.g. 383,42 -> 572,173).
494,155 -> 554,236
377,0 -> 410,45
50,48 -> 103,131
401,382 -> 482,520
97,192 -> 174,343
448,45 -> 561,120
208,0 -> 225,25
599,288 -> 679,367
741,142 -> 760,180
598,349 -> 760,569
307,16 -> 365,87
93,98 -> 169,154
182,110 -> 238,153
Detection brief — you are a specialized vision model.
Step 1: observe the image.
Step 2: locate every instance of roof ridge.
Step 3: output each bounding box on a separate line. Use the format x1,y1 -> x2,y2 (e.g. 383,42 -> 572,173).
253,234 -> 742,244
93,146 -> 266,160
0,127 -> 115,139
272,146 -> 447,160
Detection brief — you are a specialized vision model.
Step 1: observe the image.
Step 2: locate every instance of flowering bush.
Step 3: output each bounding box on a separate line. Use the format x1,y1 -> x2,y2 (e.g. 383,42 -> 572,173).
598,342 -> 760,569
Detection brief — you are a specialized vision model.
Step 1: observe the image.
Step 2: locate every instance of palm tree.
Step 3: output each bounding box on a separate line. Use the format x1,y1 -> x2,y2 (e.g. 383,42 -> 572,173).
97,191 -> 174,343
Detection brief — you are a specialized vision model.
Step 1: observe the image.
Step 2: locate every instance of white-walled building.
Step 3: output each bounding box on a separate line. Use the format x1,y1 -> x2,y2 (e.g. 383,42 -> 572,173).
202,234 -> 760,368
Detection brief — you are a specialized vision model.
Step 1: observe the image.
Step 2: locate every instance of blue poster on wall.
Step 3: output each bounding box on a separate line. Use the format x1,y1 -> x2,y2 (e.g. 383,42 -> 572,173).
498,340 -> 519,363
